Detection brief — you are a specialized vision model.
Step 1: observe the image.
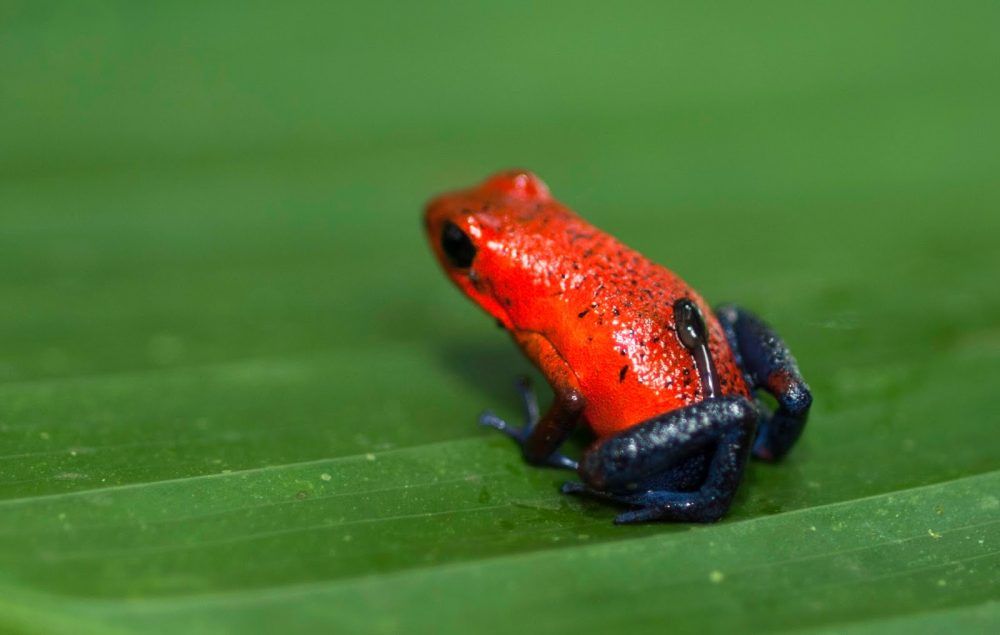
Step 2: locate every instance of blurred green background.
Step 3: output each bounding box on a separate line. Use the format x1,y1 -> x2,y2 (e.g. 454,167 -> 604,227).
1,2 -> 998,634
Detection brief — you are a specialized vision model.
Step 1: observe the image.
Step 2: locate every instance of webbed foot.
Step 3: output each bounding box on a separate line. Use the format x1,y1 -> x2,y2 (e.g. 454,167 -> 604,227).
560,482 -> 729,524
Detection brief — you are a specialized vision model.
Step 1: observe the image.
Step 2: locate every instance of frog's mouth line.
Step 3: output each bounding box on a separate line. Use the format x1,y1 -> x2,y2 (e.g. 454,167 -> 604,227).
473,272 -> 515,331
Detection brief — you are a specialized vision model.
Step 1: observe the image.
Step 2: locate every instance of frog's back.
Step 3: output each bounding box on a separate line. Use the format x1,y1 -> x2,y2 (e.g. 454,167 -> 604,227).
497,199 -> 750,437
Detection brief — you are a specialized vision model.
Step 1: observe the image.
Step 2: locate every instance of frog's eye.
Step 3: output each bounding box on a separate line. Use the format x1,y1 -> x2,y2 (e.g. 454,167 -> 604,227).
441,221 -> 476,268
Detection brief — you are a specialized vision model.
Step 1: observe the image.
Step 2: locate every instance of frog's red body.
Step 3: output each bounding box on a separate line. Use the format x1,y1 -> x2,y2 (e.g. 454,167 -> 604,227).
425,170 -> 811,524
427,171 -> 749,438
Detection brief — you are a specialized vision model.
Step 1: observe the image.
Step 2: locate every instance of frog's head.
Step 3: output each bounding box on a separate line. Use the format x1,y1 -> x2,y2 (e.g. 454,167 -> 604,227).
423,170 -> 554,329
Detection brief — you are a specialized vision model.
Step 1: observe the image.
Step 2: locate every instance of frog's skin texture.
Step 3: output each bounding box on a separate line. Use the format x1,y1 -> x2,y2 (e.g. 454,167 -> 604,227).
424,170 -> 812,523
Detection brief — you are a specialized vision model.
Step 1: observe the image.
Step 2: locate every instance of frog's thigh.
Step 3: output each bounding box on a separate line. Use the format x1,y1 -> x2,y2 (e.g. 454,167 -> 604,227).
571,396 -> 756,523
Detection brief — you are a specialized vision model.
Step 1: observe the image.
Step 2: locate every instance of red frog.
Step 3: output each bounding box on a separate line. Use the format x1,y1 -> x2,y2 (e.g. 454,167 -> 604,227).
424,170 -> 812,523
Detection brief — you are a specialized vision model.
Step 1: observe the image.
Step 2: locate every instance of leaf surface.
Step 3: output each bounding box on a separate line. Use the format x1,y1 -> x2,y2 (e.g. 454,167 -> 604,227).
1,1 -> 998,633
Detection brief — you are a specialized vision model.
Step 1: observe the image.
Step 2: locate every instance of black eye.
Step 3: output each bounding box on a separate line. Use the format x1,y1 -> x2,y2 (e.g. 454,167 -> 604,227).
441,221 -> 476,268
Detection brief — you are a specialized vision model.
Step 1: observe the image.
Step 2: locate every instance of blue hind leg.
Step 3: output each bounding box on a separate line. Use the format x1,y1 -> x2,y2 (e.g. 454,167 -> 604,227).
715,304 -> 813,461
562,396 -> 757,524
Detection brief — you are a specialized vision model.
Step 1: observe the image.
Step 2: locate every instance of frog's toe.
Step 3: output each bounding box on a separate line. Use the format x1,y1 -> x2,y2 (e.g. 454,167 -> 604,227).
514,376 -> 541,427
547,454 -> 579,471
562,481 -> 621,500
560,485 -> 684,523
560,482 -> 652,511
560,481 -> 583,495
478,410 -> 525,439
611,491 -> 730,524
478,410 -> 507,432
481,413 -> 577,470
613,507 -> 667,525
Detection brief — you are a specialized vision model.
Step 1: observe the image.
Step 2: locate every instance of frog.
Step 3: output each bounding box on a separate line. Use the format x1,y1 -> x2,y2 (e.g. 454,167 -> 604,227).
423,170 -> 812,523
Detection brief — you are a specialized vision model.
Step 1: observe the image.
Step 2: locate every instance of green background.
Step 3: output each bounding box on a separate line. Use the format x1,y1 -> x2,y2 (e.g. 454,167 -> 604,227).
1,1 -> 998,633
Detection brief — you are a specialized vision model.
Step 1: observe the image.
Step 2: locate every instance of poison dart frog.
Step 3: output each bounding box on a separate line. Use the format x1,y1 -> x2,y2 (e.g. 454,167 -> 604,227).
424,170 -> 812,523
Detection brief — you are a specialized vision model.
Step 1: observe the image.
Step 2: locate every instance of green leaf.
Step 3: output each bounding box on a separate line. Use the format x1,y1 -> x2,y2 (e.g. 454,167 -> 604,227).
1,1 -> 998,634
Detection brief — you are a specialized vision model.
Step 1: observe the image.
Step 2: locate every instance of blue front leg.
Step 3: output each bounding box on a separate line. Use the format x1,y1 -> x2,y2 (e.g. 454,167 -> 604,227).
479,377 -> 580,471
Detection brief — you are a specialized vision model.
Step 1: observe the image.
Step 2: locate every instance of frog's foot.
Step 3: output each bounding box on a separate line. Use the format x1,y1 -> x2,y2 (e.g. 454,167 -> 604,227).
560,482 -> 730,524
478,377 -> 578,471
560,482 -> 658,523
559,480 -> 622,502
560,481 -> 645,507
